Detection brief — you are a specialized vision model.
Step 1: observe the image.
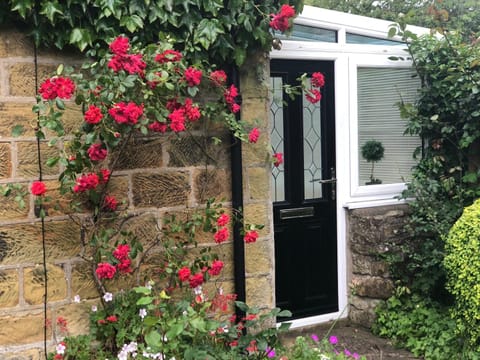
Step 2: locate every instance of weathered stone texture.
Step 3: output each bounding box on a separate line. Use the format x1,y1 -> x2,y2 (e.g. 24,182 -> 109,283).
113,138 -> 163,170
194,169 -> 230,203
1,348 -> 43,360
247,167 -> 270,200
132,172 -> 190,208
242,137 -> 270,165
243,203 -> 270,236
71,261 -> 98,300
348,205 -> 411,327
0,269 -> 19,308
246,276 -> 274,309
0,31 -> 33,58
0,143 -> 11,178
24,264 -> 67,305
245,239 -> 273,275
8,63 -> 56,97
0,311 -> 52,346
0,102 -> 37,138
54,302 -> 92,337
17,142 -> 59,178
168,136 -> 229,167
0,220 -> 80,265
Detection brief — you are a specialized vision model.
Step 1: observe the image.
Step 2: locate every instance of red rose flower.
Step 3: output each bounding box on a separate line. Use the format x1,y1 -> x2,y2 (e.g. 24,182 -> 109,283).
305,89 -> 322,104
184,98 -> 201,122
189,272 -> 204,288
214,227 -> 230,244
117,259 -> 132,274
273,152 -> 283,167
270,5 -> 296,32
113,244 -> 130,260
31,181 -> 46,196
84,105 -> 103,124
109,102 -> 144,125
208,260 -> 224,276
73,173 -> 99,193
109,36 -> 130,55
248,128 -> 260,143
103,195 -> 118,211
39,76 -> 75,100
97,319 -> 107,325
184,67 -> 202,87
168,108 -> 186,132
311,72 -> 325,88
230,103 -> 241,113
210,70 -> 227,86
244,230 -> 259,244
96,262 -> 116,280
178,266 -> 191,282
217,213 -> 230,227
148,121 -> 168,133
87,143 -> 107,162
155,49 -> 183,63
224,84 -> 238,105
38,78 -> 57,100
100,169 -> 110,183
106,315 -> 118,322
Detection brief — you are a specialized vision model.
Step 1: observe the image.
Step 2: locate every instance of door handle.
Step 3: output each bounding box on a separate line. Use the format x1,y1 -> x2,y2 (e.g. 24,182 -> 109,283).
317,177 -> 336,184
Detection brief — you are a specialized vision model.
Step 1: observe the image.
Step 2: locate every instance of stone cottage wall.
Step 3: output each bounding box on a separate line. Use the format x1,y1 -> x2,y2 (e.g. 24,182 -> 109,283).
0,30 -> 274,359
347,204 -> 411,327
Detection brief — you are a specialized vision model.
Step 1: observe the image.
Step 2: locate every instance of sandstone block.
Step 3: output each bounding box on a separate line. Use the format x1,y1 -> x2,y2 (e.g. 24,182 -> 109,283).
194,169 -> 230,203
132,172 -> 190,208
349,296 -> 382,328
352,275 -> 394,300
24,264 -> 67,305
71,261 -> 99,300
54,302 -> 92,337
240,99 -> 269,124
113,138 -> 163,170
0,143 -> 11,178
8,63 -> 56,97
351,254 -> 389,277
168,136 -> 229,168
0,269 -> 19,308
0,311 -> 52,346
245,239 -> 273,275
243,203 -> 270,236
242,137 -> 270,165
246,276 -> 274,309
247,167 -> 270,200
0,31 -> 34,58
0,102 -> 37,138
17,141 -> 59,178
0,220 -> 81,265
1,348 -> 43,360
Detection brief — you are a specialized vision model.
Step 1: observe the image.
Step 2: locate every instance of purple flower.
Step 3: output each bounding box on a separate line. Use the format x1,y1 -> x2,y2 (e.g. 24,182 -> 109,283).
353,353 -> 360,359
266,347 -> 276,358
311,334 -> 319,342
344,349 -> 352,356
329,335 -> 338,345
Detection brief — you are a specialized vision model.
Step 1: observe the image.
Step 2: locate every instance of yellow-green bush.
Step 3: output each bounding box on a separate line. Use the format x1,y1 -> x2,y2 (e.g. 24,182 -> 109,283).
444,198 -> 480,351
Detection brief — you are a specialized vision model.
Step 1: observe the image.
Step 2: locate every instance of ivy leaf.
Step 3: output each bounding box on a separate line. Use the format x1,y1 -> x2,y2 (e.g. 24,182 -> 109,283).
69,28 -> 93,51
234,47 -> 246,66
11,0 -> 34,19
121,14 -> 144,33
194,18 -> 224,50
40,1 -> 63,24
11,125 -> 25,137
145,331 -> 161,348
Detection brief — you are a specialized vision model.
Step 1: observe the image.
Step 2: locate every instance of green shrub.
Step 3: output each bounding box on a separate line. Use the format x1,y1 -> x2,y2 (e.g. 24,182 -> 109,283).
444,198 -> 480,351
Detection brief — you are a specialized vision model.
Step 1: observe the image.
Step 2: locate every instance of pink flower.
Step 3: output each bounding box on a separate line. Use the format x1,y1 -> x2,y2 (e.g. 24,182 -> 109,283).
109,36 -> 130,55
178,267 -> 191,282
96,262 -> 116,280
117,259 -> 132,274
168,108 -> 186,132
31,181 -> 46,196
103,195 -> 118,211
244,230 -> 258,244
210,70 -> 227,86
184,67 -> 202,87
100,169 -> 110,183
329,335 -> 338,345
106,315 -> 118,322
113,244 -> 130,260
311,72 -> 325,88
217,213 -> 230,227
208,260 -> 224,276
189,272 -> 204,288
184,98 -> 201,122
87,143 -> 107,161
84,105 -> 103,124
214,227 -> 230,243
311,334 -> 319,342
248,128 -> 260,143
273,152 -> 283,167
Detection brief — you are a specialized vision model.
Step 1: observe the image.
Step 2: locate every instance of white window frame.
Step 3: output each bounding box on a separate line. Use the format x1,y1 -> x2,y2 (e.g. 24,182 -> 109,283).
348,54 -> 418,204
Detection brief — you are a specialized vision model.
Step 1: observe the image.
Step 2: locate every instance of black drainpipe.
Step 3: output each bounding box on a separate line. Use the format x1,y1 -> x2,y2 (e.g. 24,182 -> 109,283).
229,65 -> 246,321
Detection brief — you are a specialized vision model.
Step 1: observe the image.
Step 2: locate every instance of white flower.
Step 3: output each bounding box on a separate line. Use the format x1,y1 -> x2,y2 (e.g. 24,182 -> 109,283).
193,286 -> 203,295
146,281 -> 153,290
103,292 -> 113,302
139,308 -> 147,320
56,343 -> 66,355
92,305 -> 98,312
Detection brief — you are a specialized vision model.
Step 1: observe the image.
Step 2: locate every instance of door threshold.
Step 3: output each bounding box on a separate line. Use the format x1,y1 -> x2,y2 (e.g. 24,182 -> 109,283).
278,310 -> 347,330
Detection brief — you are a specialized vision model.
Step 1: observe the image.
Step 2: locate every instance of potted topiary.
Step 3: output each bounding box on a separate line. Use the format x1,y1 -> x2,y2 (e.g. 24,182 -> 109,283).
361,139 -> 384,185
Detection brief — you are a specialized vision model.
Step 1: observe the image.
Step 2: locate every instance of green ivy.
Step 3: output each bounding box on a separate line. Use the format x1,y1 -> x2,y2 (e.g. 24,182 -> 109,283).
2,0 -> 304,64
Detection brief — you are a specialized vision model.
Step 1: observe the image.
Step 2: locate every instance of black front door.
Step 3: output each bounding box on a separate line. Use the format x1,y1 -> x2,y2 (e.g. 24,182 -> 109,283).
270,59 -> 337,319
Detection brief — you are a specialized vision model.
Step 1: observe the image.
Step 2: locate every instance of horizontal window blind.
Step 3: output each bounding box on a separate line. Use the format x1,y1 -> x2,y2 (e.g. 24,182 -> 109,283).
357,67 -> 420,185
